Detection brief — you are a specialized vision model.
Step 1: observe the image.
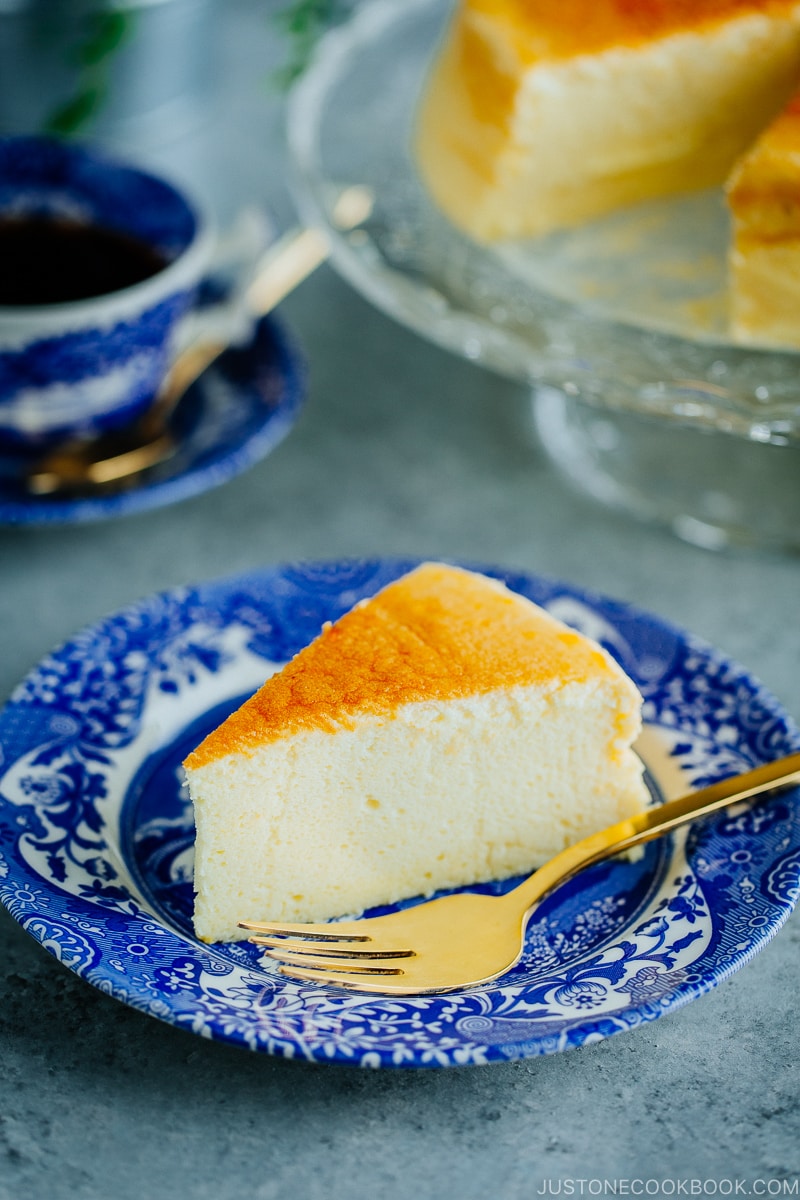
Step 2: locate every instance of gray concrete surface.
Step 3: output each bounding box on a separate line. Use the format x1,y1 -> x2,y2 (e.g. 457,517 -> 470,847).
1,4 -> 798,1198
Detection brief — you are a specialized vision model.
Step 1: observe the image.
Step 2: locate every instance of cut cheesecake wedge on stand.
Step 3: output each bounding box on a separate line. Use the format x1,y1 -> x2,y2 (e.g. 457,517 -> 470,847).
184,563 -> 649,942
416,0 -> 800,242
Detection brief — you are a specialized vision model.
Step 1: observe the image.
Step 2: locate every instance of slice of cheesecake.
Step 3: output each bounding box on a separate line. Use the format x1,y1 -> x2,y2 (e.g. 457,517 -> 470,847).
726,89 -> 800,346
184,563 -> 648,942
416,0 -> 800,242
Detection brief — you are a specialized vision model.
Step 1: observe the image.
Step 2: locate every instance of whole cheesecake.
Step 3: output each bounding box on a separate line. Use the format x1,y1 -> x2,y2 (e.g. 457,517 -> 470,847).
727,90 -> 800,346
416,0 -> 800,241
184,563 -> 648,942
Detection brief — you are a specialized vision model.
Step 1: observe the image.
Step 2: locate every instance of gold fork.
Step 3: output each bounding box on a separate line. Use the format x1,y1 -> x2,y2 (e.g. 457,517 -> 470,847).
240,752 -> 800,995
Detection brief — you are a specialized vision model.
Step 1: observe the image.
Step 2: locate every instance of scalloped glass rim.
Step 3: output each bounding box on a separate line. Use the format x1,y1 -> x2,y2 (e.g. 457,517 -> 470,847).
287,0 -> 800,444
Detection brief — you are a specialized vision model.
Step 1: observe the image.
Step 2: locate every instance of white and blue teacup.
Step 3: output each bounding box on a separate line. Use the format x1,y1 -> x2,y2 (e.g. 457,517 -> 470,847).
0,136 -> 212,462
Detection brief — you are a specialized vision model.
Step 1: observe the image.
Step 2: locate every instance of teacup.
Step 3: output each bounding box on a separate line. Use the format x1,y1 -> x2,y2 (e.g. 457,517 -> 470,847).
0,136 -> 213,463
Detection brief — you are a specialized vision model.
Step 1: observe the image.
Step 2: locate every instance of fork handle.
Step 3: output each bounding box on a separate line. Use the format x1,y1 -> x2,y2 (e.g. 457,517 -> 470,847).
510,751 -> 800,916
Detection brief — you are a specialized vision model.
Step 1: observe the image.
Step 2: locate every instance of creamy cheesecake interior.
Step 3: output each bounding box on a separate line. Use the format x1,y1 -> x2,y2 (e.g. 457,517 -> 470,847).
191,683 -> 645,939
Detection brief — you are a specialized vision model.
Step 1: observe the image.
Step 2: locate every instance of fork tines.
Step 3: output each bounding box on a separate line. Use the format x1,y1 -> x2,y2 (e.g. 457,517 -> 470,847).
248,936 -> 413,961
239,919 -> 415,982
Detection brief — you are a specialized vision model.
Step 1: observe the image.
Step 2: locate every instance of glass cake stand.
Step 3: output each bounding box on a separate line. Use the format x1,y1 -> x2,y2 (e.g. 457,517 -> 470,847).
288,0 -> 800,553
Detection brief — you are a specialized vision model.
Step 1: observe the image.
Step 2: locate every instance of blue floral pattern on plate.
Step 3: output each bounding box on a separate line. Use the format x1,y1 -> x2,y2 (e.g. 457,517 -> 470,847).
0,314 -> 305,525
0,559 -> 798,1067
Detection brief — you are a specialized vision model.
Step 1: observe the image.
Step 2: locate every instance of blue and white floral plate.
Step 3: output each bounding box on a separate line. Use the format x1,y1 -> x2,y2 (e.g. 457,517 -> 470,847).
0,315 -> 304,525
0,559 -> 798,1068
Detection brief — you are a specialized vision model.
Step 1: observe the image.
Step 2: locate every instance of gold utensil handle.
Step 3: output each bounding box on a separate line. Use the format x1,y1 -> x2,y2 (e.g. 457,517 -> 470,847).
513,751 -> 800,914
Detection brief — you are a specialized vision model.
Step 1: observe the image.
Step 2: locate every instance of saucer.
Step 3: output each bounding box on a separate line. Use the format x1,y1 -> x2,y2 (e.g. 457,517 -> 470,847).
0,314 -> 305,525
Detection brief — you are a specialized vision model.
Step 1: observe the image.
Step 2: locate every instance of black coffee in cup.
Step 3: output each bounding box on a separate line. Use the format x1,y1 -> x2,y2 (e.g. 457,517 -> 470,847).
0,215 -> 169,307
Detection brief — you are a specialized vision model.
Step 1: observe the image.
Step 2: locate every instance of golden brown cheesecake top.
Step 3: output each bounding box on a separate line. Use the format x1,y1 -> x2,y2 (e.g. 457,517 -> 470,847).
447,0 -> 800,147
464,0 -> 800,60
184,563 -> 616,768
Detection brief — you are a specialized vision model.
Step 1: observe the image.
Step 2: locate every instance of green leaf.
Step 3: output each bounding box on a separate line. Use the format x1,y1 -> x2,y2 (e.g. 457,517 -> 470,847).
275,0 -> 336,36
271,0 -> 345,91
43,85 -> 106,137
77,11 -> 135,67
